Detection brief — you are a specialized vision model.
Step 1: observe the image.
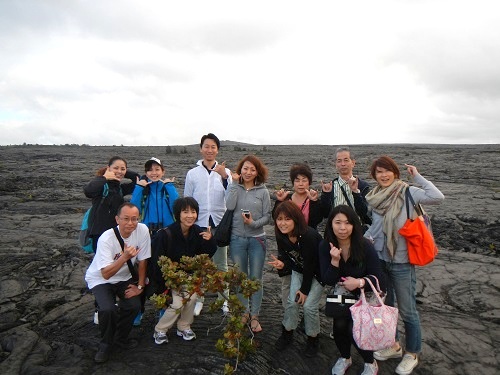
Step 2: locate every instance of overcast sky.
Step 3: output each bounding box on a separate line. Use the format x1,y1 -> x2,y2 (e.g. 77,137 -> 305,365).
1,0 -> 499,146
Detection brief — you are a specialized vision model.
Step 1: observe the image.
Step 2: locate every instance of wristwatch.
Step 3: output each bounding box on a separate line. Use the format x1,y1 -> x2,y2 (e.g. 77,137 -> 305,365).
137,285 -> 144,290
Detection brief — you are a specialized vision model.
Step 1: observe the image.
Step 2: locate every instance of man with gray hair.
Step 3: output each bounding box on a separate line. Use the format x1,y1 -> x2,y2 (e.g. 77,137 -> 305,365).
320,146 -> 372,229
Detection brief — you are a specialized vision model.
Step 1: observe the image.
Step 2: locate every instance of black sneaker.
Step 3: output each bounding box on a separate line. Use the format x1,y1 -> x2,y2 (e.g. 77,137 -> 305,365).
94,343 -> 110,363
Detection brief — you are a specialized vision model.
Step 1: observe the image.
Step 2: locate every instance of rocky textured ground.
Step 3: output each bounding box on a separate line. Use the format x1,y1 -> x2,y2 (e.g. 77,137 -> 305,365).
0,144 -> 499,375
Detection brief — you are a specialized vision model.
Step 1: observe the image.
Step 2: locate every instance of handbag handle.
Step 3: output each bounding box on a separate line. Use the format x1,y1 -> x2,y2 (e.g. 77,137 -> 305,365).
360,276 -> 386,306
404,188 -> 424,220
365,274 -> 382,293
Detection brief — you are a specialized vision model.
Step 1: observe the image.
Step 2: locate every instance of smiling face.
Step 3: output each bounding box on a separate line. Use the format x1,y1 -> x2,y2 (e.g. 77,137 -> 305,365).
116,205 -> 140,238
146,163 -> 164,182
331,212 -> 353,241
179,205 -> 198,229
375,166 -> 396,188
276,213 -> 295,236
109,159 -> 127,180
200,138 -> 219,164
240,161 -> 257,184
293,174 -> 310,194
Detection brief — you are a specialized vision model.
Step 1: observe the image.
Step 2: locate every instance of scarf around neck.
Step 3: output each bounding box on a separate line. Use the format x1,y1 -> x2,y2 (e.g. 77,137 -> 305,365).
365,179 -> 407,258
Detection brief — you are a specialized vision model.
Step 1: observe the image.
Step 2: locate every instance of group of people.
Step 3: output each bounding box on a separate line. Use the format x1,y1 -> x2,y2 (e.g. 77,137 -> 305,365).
83,134 -> 445,375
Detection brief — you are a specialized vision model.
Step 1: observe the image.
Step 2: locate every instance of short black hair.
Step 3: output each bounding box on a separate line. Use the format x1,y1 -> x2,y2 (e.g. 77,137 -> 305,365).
173,197 -> 200,222
200,133 -> 221,149
117,202 -> 139,216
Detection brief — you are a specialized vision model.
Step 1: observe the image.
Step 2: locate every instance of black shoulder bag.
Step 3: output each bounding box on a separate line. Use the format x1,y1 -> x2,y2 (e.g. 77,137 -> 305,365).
113,227 -> 139,282
213,209 -> 234,247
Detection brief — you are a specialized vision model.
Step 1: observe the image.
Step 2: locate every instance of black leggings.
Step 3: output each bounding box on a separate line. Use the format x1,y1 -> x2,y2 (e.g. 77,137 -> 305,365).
332,316 -> 374,363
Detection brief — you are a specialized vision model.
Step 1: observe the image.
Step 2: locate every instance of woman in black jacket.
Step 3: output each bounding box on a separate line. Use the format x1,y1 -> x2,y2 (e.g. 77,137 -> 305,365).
319,205 -> 385,375
268,200 -> 324,358
272,163 -> 326,311
84,156 -> 139,252
151,197 -> 217,344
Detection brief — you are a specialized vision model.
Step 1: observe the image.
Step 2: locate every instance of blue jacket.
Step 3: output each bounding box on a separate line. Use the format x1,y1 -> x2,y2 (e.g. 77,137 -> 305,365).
131,180 -> 179,232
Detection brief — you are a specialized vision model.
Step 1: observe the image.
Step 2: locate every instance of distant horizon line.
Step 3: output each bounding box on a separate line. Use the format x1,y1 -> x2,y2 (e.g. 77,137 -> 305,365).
1,142 -> 498,147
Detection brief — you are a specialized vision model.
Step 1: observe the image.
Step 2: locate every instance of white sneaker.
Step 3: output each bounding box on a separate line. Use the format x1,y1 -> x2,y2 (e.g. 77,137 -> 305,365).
361,360 -> 378,375
176,328 -> 196,341
93,311 -> 99,325
395,354 -> 418,375
221,301 -> 229,315
331,357 -> 352,375
153,331 -> 168,345
374,345 -> 403,361
194,301 -> 203,316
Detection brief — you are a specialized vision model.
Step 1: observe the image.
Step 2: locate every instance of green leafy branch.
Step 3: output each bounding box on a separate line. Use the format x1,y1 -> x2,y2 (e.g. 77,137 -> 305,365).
149,254 -> 261,374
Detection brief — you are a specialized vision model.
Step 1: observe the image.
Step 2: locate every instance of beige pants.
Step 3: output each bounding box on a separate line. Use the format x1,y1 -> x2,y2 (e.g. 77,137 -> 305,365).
155,289 -> 197,333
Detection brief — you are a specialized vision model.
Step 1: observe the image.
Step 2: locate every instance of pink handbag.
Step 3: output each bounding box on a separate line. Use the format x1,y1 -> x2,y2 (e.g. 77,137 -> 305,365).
350,277 -> 398,351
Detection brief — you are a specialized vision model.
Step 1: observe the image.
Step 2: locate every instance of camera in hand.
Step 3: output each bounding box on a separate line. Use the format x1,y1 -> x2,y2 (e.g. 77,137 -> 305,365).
242,210 -> 250,218
295,293 -> 300,303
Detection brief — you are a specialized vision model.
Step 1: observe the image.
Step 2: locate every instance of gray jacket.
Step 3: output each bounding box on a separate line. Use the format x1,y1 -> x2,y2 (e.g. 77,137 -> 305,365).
364,173 -> 444,263
225,182 -> 271,238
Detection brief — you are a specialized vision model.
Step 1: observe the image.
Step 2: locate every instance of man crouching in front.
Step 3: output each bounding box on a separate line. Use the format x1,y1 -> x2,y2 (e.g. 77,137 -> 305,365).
85,202 -> 151,363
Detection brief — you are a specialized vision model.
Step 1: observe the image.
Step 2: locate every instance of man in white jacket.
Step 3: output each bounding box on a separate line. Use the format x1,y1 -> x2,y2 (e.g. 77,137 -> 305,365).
184,133 -> 232,315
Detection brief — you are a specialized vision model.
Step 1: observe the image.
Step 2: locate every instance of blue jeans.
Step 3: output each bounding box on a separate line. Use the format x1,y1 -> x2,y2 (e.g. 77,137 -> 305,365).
381,260 -> 422,353
282,270 -> 324,337
229,234 -> 266,316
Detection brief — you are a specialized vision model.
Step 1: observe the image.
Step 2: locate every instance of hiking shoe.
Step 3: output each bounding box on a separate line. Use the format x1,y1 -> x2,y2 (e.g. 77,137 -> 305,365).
331,357 -> 352,375
374,345 -> 403,361
177,328 -> 196,341
93,311 -> 99,325
194,301 -> 203,316
361,360 -> 378,375
395,354 -> 418,375
221,301 -> 229,315
133,312 -> 143,326
94,343 -> 110,363
153,331 -> 168,345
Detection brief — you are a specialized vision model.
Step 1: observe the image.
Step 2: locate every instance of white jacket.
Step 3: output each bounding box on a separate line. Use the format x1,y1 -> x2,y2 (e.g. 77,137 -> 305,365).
184,160 -> 232,227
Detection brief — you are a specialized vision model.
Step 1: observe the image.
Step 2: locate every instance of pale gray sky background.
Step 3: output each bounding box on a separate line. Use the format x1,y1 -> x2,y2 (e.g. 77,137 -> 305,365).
1,0 -> 499,146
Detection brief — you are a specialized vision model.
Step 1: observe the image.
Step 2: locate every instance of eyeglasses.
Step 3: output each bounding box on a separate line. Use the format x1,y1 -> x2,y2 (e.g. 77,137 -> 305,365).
118,217 -> 140,223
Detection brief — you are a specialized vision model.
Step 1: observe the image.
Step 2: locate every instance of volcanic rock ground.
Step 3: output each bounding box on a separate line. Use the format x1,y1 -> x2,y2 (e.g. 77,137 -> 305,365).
0,144 -> 499,375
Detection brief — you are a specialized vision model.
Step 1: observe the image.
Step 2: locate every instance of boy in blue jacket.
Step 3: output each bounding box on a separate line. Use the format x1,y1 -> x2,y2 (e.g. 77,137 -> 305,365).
130,157 -> 179,324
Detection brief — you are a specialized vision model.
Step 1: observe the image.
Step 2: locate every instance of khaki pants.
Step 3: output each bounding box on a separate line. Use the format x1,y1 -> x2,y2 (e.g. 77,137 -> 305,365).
155,289 -> 197,333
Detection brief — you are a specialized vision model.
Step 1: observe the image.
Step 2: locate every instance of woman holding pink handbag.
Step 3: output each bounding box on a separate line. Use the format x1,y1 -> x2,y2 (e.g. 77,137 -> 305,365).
319,205 -> 386,375
364,156 -> 444,375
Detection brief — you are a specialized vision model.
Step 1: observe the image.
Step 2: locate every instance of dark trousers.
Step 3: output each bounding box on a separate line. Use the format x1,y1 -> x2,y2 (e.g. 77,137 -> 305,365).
92,279 -> 141,345
333,316 -> 374,363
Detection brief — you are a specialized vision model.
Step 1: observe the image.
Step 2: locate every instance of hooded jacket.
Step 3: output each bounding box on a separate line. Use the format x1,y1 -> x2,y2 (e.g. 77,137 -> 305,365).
131,180 -> 179,232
